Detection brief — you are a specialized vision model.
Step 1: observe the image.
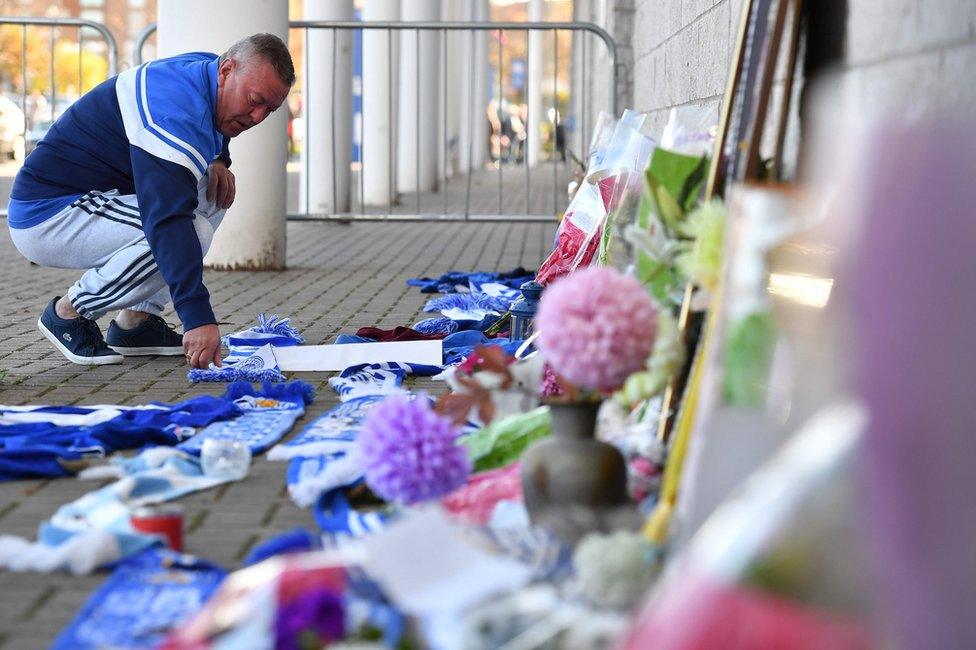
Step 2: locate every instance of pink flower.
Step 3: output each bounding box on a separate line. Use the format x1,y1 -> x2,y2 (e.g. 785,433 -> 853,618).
535,267 -> 657,393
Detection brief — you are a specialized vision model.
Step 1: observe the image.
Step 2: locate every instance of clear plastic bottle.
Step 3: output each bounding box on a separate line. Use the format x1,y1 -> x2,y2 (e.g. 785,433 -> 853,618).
200,438 -> 251,480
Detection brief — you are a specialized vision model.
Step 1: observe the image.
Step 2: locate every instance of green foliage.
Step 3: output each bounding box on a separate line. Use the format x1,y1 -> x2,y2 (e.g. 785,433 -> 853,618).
615,310 -> 686,407
646,148 -> 709,217
598,206 -> 616,266
631,148 -> 713,303
461,407 -> 551,472
674,200 -> 726,291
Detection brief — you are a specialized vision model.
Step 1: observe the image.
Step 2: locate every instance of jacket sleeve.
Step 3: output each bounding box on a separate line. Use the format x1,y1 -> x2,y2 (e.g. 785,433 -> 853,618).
115,59 -> 222,331
130,145 -> 216,330
217,137 -> 231,168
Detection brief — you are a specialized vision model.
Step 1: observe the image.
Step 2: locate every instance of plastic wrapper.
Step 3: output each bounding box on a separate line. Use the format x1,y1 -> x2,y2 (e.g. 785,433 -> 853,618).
612,106 -> 719,303
537,110 -> 653,285
661,104 -> 719,157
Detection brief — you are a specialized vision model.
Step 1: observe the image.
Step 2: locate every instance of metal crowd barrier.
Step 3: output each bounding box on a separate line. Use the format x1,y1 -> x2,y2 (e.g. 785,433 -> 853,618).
137,21 -> 618,222
0,16 -> 119,167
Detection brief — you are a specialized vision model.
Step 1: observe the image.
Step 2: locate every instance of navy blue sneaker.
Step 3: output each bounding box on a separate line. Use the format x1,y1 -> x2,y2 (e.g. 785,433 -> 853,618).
106,313 -> 184,356
37,297 -> 124,365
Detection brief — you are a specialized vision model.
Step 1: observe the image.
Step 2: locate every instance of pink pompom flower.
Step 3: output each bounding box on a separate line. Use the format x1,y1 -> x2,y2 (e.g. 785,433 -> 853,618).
535,267 -> 657,393
358,395 -> 471,505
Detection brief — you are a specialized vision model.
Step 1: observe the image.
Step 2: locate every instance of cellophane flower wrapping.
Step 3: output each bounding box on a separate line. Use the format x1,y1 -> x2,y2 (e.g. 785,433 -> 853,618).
536,110 -> 654,286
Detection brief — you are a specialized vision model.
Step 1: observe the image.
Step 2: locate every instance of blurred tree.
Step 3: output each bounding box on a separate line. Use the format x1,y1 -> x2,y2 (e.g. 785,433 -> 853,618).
0,25 -> 109,97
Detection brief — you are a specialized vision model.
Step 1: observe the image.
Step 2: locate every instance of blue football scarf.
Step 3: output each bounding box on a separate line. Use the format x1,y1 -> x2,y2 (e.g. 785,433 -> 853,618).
423,291 -> 514,316
41,448 -> 239,560
269,395 -> 386,461
242,526 -> 322,566
412,316 -> 460,336
224,313 -> 304,348
269,395 -> 389,507
188,314 -> 304,383
283,454 -> 363,508
313,486 -> 390,540
406,267 -> 535,294
329,362 -> 407,401
177,381 -> 315,456
188,343 -> 285,384
51,548 -> 225,650
0,396 -> 240,481
440,330 -> 525,366
30,382 -> 314,569
328,362 -> 442,401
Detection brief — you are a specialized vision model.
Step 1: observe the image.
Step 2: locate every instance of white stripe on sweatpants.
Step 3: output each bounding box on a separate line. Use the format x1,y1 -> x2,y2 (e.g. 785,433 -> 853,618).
9,175 -> 225,321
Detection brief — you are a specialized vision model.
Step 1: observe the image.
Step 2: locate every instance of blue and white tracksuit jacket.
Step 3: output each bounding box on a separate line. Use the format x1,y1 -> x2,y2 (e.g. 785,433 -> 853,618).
8,52 -> 230,330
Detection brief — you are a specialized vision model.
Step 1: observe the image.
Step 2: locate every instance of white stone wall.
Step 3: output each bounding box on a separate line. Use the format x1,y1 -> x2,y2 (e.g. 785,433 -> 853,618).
632,0 -> 742,135
578,0 -> 976,153
841,1 -> 976,119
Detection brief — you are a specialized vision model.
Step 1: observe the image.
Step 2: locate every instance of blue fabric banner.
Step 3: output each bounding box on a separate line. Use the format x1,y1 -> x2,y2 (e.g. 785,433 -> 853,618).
51,548 -> 225,649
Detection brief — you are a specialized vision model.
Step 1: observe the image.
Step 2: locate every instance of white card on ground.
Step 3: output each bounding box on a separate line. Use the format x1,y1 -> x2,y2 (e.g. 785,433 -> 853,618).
272,340 -> 442,372
360,506 -> 532,617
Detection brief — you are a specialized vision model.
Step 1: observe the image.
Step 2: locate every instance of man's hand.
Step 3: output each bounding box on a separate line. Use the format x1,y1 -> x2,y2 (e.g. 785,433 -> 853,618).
184,323 -> 222,369
207,160 -> 236,209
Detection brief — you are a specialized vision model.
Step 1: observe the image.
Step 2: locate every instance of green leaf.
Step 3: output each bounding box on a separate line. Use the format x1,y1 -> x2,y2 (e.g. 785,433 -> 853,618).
460,407 -> 551,472
723,311 -> 777,406
598,208 -> 616,266
651,182 -> 685,231
647,148 -> 709,214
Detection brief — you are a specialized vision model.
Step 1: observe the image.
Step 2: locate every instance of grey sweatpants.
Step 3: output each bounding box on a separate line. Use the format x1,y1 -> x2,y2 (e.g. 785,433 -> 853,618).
10,175 -> 225,320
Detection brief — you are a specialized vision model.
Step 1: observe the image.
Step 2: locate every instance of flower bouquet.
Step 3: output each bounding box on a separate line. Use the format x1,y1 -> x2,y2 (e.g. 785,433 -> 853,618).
536,110 -> 654,286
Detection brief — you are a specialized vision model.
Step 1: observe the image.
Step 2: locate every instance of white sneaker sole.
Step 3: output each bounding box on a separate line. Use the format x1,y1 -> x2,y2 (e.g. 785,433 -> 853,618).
37,318 -> 124,366
108,345 -> 184,356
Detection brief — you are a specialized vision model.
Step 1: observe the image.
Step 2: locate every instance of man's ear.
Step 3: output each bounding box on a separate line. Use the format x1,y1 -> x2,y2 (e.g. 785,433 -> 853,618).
217,57 -> 235,84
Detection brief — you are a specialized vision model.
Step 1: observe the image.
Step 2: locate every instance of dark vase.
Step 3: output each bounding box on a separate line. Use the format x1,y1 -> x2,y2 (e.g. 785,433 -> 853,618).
520,401 -> 629,543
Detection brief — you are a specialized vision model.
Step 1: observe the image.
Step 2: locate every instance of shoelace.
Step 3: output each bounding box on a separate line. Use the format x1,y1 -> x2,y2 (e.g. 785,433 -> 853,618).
79,318 -> 110,351
146,314 -> 183,341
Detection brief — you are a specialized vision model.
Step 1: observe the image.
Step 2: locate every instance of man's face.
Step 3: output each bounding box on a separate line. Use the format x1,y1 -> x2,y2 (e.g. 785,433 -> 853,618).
215,57 -> 290,138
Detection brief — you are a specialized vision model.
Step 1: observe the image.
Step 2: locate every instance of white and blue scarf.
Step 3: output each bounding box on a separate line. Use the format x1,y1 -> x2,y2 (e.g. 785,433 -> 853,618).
0,396 -> 241,481
269,395 -> 388,507
188,314 -> 304,383
177,381 -> 314,455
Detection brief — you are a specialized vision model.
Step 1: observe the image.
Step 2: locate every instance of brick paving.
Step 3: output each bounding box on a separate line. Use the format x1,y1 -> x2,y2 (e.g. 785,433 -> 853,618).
0,215 -> 553,648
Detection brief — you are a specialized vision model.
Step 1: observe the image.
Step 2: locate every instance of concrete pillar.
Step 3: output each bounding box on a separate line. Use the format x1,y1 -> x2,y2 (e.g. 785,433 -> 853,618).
397,0 -> 441,195
458,0 -> 489,173
157,0 -> 289,270
362,0 -> 399,207
526,0 -> 544,166
301,0 -> 354,215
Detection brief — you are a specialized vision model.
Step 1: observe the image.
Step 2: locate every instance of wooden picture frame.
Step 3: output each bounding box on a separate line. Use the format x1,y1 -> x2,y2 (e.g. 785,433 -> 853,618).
657,0 -> 803,443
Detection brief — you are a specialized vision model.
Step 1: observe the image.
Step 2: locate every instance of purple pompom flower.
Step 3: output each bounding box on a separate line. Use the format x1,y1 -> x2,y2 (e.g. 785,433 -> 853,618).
536,267 -> 657,393
274,587 -> 345,650
358,395 -> 471,504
